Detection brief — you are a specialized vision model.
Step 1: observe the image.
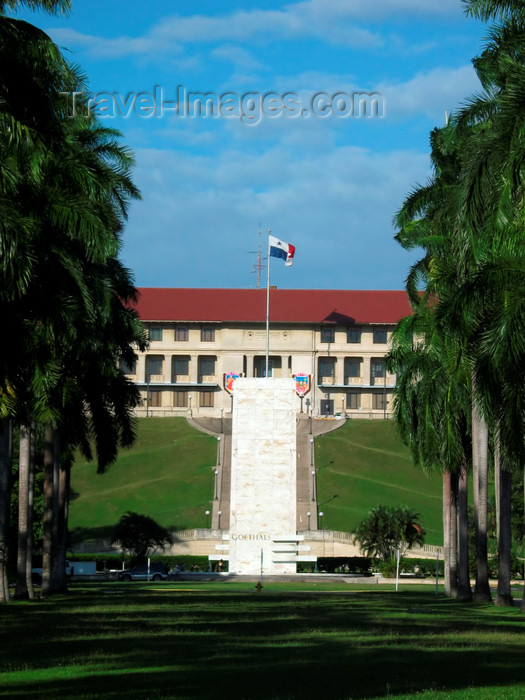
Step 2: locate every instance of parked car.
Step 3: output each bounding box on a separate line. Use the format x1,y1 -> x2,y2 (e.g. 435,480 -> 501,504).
117,563 -> 169,581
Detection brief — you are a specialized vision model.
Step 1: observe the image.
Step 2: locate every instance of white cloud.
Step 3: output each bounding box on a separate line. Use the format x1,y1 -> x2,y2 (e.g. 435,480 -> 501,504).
291,0 -> 464,22
122,143 -> 429,289
259,64 -> 482,124
379,64 -> 482,120
48,3 -> 384,60
48,0 -> 468,62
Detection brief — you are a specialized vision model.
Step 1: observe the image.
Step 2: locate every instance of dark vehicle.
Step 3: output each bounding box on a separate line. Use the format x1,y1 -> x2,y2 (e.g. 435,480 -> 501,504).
118,563 -> 169,581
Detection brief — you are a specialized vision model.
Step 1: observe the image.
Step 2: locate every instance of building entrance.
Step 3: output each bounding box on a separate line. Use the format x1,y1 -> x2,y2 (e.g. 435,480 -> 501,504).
320,399 -> 334,416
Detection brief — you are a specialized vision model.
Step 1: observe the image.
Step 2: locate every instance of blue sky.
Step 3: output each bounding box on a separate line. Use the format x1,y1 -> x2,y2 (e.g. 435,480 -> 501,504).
15,1 -> 488,290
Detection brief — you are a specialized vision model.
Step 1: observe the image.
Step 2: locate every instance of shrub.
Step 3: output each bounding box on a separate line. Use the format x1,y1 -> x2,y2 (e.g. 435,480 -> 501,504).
378,559 -> 399,578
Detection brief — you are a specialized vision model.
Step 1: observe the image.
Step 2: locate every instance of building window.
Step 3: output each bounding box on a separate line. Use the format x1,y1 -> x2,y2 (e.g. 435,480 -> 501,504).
175,326 -> 188,342
373,328 -> 388,344
371,360 -> 386,379
173,357 -> 189,376
319,358 -> 335,380
173,390 -> 188,408
201,326 -> 215,342
347,328 -> 361,344
148,327 -> 163,341
320,327 -> 335,343
146,355 -> 163,377
255,357 -> 273,377
148,390 -> 162,407
199,356 -> 216,377
347,392 -> 361,410
373,392 -> 387,410
119,357 -> 136,375
345,358 -> 361,378
200,390 -> 214,407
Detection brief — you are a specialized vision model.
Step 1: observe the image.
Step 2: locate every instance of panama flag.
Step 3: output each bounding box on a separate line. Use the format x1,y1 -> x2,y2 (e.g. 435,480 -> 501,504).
269,234 -> 296,267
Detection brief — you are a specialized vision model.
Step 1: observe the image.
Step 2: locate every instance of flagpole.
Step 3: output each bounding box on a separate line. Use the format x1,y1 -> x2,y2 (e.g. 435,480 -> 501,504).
266,229 -> 271,377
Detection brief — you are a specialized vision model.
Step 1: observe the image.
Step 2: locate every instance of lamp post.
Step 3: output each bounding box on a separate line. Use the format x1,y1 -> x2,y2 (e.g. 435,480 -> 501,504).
205,510 -> 210,528
218,510 -> 222,529
189,394 -> 192,417
310,437 -> 314,466
383,367 -> 387,420
217,436 -> 221,466
307,511 -> 311,530
311,469 -> 317,502
220,408 -> 224,434
214,469 -> 219,500
306,398 -> 312,434
318,511 -> 324,530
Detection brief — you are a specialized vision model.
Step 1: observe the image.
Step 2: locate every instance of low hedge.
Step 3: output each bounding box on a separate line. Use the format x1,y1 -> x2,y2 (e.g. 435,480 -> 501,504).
298,557 -> 373,575
68,553 -> 211,572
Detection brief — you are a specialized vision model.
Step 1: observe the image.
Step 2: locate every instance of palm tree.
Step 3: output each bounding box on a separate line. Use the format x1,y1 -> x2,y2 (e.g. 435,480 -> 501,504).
2,2 -> 146,599
0,423 -> 11,602
14,425 -> 34,599
353,505 -> 425,565
443,3 -> 525,604
0,4 -> 79,600
388,308 -> 472,599
0,1 -> 70,11
112,511 -> 172,562
393,0 -> 525,604
389,123 -> 475,600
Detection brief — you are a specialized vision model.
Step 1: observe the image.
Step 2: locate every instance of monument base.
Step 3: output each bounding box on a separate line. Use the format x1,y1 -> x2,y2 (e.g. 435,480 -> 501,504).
227,378 -> 298,575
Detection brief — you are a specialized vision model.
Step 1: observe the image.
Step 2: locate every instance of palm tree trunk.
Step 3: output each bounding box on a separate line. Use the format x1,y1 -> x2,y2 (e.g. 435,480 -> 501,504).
0,421 -> 12,604
41,422 -> 55,596
449,471 -> 459,598
14,425 -> 31,599
522,466 -> 525,613
472,390 -> 492,602
494,436 -> 500,545
50,430 -> 62,591
443,470 -> 451,597
26,424 -> 35,600
496,464 -> 513,606
54,461 -> 69,592
457,465 -> 472,601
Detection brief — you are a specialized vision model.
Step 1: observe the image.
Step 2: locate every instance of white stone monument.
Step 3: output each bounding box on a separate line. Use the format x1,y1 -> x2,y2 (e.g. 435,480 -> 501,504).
228,377 -> 297,574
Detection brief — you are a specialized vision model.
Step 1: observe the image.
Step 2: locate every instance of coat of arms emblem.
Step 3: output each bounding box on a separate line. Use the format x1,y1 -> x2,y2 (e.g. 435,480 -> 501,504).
293,373 -> 311,397
224,372 -> 241,394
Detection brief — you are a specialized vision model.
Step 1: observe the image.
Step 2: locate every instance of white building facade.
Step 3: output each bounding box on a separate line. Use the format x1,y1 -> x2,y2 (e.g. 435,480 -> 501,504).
125,288 -> 412,419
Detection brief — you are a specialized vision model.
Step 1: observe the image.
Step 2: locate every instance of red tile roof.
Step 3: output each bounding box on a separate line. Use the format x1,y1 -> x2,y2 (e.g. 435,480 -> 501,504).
134,288 -> 412,325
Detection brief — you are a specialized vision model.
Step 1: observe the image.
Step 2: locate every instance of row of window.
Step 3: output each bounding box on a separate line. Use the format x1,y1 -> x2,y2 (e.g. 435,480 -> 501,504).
148,326 -> 388,345
147,389 -> 214,408
321,327 -> 388,344
346,392 -> 387,410
122,356 -> 388,381
149,326 -> 215,342
145,389 -> 387,410
318,358 -> 386,379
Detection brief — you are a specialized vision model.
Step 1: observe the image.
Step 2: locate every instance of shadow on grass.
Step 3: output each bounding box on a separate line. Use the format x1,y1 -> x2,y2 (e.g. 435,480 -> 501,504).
69,526 -> 183,545
0,589 -> 523,699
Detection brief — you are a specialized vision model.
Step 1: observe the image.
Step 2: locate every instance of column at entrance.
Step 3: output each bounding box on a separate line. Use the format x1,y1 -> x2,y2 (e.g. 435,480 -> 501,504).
245,355 -> 255,378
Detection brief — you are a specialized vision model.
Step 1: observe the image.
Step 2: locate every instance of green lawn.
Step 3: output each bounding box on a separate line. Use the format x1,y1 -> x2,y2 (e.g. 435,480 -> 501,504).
315,420 -> 443,543
0,583 -> 523,699
70,419 -> 217,539
70,418 -> 443,544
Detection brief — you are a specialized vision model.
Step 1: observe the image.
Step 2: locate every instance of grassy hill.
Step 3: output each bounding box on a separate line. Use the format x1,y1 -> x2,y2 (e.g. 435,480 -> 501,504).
69,418 -> 443,545
70,419 -> 217,541
315,420 -> 443,544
